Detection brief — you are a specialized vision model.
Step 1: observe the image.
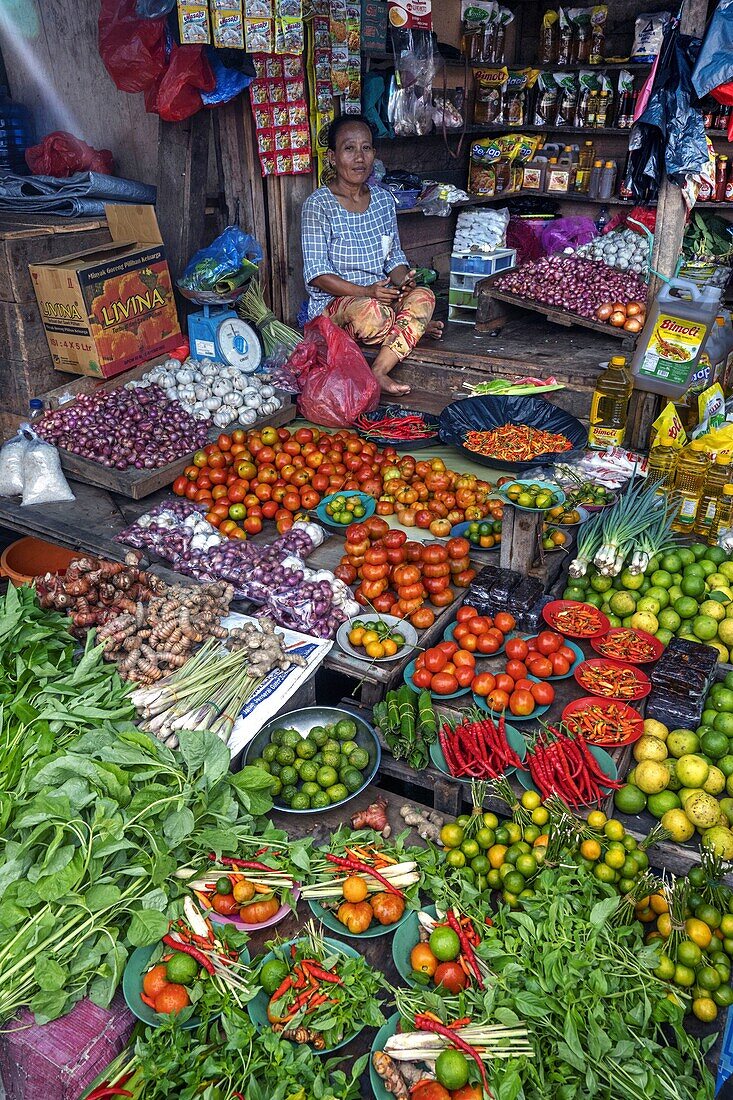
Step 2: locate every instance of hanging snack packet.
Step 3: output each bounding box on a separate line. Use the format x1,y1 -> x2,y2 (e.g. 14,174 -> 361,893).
212,7 -> 245,47
473,67 -> 508,124
567,7 -> 591,63
589,5 -> 607,63
539,10 -> 559,63
696,384 -> 726,435
631,11 -> 671,62
502,68 -> 536,127
533,71 -> 559,125
651,402 -> 687,449
557,7 -> 573,64
178,1 -> 210,42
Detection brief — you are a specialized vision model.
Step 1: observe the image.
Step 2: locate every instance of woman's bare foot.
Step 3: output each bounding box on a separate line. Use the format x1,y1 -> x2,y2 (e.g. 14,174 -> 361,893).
425,320 -> 444,340
374,370 -> 411,396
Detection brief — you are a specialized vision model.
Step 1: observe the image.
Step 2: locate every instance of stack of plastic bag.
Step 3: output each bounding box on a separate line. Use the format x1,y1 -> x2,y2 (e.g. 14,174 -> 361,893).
0,427 -> 75,507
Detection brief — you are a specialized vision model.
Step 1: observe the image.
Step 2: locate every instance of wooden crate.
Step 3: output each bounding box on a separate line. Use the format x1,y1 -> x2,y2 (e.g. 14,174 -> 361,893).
7,358 -> 296,500
475,273 -> 636,348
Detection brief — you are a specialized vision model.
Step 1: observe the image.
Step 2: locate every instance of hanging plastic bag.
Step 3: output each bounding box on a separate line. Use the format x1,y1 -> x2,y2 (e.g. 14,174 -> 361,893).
20,433 -> 75,507
0,428 -> 32,497
289,316 -> 380,428
178,227 -> 262,303
692,0 -> 733,100
541,217 -> 597,255
146,42 -> 216,123
25,132 -> 114,178
200,51 -> 254,108
98,0 -> 167,94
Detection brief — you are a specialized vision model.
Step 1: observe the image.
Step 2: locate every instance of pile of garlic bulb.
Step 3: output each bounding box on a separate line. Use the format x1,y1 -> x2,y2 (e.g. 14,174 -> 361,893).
127,357 -> 283,429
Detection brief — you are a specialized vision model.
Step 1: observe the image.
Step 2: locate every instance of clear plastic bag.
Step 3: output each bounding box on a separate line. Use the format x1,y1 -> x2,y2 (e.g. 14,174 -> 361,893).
21,434 -> 75,507
0,428 -> 31,497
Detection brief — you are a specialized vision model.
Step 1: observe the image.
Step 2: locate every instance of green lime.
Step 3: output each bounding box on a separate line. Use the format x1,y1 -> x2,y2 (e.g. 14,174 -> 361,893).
692,615 -> 719,642
316,765 -> 338,788
296,738 -> 317,759
697,903 -> 722,929
215,876 -> 232,894
677,939 -> 703,968
503,870 -> 526,894
701,730 -> 730,759
614,784 -> 647,814
591,574 -> 613,593
279,765 -> 297,787
291,792 -> 310,809
276,746 -> 296,766
718,755 -> 733,778
697,965 -> 722,992
435,1049 -> 469,1091
249,757 -> 270,772
713,688 -> 733,713
300,761 -> 319,782
269,777 -> 282,796
515,853 -> 537,877
166,952 -> 199,985
326,783 -> 348,803
661,552 -> 682,572
471,854 -> 490,875
336,718 -> 357,740
681,574 -> 706,599
646,586 -> 671,609
348,747 -> 370,770
655,954 -> 676,981
651,569 -> 673,589
262,744 -> 278,762
674,596 -> 700,620
310,726 -> 328,747
322,751 -> 341,769
430,927 -> 461,961
260,958 -> 290,995
476,827 -> 495,849
658,607 -> 682,631
647,790 -> 680,818
341,767 -> 364,793
301,782 -> 319,799
461,839 -> 480,859
311,790 -> 330,809
281,729 -> 301,748
269,727 -> 285,745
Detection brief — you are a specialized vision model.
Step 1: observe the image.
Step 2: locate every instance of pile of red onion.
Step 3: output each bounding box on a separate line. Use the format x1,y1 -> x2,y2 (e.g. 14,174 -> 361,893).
36,384 -> 208,471
494,256 -> 647,319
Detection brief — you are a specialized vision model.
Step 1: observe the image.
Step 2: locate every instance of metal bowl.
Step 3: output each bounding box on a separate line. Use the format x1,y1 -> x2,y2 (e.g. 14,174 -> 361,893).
336,614 -> 418,663
241,706 -> 380,815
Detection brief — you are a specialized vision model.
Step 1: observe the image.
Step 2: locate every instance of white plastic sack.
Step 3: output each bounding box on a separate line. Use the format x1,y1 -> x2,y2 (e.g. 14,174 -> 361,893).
21,434 -> 75,507
0,428 -> 31,496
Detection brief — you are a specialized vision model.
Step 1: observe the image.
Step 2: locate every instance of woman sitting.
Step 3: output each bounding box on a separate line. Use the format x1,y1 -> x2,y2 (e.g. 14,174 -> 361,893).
301,115 -> 442,396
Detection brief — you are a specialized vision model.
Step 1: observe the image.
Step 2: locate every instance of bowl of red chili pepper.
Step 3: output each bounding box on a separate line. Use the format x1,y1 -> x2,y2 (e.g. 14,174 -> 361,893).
561,696 -> 645,747
542,600 -> 610,639
574,658 -> 651,702
353,405 -> 440,450
590,627 -> 664,665
517,734 -> 619,806
438,395 -> 587,473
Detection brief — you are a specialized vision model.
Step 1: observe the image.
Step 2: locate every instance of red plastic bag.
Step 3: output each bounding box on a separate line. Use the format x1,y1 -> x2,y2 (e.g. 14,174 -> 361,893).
290,316 -> 380,428
145,44 -> 216,123
98,0 -> 166,94
25,132 -> 114,178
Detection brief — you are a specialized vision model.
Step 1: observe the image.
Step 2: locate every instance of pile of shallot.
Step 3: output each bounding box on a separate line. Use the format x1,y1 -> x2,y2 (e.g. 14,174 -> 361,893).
36,385 -> 208,471
493,255 -> 646,320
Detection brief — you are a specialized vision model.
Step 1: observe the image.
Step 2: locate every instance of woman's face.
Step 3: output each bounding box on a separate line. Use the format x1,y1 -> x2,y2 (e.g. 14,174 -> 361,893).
330,123 -> 375,186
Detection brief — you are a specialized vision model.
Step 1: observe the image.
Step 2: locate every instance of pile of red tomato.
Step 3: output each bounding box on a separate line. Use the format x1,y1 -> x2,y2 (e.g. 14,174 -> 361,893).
172,424 -> 504,542
471,631 -> 576,716
451,604 -> 518,656
338,527 -> 476,621
411,641 -> 476,695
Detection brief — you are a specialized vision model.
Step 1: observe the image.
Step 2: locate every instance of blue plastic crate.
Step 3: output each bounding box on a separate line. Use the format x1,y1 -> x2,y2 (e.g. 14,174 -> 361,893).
717,1005 -> 733,1093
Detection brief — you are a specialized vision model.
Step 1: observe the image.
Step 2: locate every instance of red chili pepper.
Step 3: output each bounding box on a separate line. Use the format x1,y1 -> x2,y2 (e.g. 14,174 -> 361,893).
270,975 -> 295,1003
303,960 -> 344,985
325,853 -> 403,897
162,935 -> 216,976
447,909 -> 484,989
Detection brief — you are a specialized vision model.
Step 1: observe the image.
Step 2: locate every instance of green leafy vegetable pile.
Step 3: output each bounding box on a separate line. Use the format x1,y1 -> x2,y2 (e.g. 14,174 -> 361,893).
0,586 -> 274,1026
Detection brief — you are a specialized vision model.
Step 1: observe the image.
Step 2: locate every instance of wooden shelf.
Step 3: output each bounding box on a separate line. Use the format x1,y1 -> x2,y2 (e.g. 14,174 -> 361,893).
470,59 -> 653,71
466,124 -> 630,137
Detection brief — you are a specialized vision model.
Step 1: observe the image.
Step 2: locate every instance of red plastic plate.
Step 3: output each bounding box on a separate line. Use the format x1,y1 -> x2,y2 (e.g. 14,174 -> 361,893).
573,658 -> 651,702
542,599 -> 610,639
561,695 -> 644,747
590,627 -> 664,665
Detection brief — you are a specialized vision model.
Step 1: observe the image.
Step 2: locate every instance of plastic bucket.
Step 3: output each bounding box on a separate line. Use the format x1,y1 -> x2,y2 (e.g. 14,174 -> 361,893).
0,536 -> 76,586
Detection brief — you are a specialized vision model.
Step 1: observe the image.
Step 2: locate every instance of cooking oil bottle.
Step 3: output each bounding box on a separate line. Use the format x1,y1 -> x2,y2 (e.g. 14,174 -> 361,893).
588,355 -> 633,449
646,439 -> 679,493
710,484 -> 733,544
671,439 -> 710,533
694,452 -> 733,539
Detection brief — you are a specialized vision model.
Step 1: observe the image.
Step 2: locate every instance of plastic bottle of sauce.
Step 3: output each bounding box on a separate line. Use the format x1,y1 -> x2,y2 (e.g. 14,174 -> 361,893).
671,440 -> 710,533
595,90 -> 611,127
646,439 -> 678,493
574,141 -> 595,193
598,160 -> 617,200
588,158 -> 604,198
694,452 -> 733,539
588,355 -> 633,449
715,155 -> 729,203
726,161 -> 733,203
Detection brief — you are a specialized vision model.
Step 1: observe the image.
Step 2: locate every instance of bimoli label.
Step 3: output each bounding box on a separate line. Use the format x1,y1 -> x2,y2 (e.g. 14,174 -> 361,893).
639,313 -> 709,385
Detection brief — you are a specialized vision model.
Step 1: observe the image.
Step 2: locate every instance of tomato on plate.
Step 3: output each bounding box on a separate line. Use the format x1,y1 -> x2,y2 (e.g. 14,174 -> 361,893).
495,673 -> 515,694
494,611 -> 516,634
472,672 -> 496,697
431,672 -> 460,695
454,666 -> 474,687
413,668 -> 432,689
526,655 -> 553,679
536,630 -> 563,655
468,616 -> 491,636
487,688 -> 510,712
531,681 -> 555,706
456,605 -> 480,623
550,653 -> 571,676
424,648 -> 448,674
509,689 -> 535,716
505,637 -> 529,662
505,659 -> 528,682
476,633 -> 501,655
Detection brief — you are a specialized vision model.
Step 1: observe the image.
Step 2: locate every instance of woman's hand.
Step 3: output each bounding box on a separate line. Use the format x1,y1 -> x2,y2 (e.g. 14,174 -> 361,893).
367,279 -> 401,303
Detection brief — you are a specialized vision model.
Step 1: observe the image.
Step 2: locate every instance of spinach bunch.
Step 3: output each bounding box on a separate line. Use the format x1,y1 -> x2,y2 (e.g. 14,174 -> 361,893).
472,865 -> 716,1100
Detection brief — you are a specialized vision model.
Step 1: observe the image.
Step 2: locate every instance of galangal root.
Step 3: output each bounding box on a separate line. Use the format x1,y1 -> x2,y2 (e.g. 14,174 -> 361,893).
351,796 -> 391,838
97,580 -> 233,684
372,1051 -> 412,1099
34,553 -> 165,632
399,804 -> 444,843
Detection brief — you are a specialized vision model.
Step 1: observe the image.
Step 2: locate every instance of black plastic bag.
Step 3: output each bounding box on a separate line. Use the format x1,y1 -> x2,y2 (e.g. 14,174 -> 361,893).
692,0 -> 733,99
623,20 -> 707,200
438,394 -> 587,474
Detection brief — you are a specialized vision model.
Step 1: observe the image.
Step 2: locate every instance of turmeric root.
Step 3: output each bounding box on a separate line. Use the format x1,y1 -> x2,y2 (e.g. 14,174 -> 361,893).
272,1025 -> 326,1049
351,796 -> 391,838
372,1052 -> 409,1099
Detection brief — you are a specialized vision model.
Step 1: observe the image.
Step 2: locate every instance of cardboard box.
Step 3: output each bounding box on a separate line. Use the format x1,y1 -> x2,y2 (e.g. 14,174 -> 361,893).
29,205 -> 182,378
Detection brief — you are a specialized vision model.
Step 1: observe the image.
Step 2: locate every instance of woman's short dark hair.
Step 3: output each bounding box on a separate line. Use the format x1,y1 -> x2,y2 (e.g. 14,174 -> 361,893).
326,114 -> 375,151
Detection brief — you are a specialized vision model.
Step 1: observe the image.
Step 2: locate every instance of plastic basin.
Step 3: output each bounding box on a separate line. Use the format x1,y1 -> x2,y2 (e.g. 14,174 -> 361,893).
0,536 -> 76,586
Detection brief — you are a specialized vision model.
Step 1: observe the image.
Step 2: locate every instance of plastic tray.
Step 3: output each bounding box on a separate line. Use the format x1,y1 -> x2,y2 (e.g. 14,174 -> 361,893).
561,695 -> 645,747
590,627 -> 664,665
573,658 -> 651,701
542,600 -> 611,639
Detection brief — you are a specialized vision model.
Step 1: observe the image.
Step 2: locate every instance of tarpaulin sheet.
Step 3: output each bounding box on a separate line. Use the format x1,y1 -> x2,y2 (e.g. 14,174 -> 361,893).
0,171 -> 155,216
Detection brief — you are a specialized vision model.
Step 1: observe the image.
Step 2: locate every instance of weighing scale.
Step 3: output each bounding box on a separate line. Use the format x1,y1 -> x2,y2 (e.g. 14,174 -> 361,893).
187,304 -> 262,373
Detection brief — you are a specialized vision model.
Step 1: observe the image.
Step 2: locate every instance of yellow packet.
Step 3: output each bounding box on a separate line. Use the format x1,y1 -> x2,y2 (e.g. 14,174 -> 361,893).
698,383 -> 726,431
651,402 -> 687,449
177,1 -> 210,43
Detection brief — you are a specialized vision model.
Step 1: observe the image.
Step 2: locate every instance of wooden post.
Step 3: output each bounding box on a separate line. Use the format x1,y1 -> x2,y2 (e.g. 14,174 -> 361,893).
647,0 -> 711,299
156,112 -> 211,284
500,504 -> 545,579
266,173 -> 315,323
213,97 -> 270,293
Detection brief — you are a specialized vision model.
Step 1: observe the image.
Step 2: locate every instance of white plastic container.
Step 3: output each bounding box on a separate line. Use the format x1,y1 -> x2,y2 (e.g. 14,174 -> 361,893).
630,278 -> 723,398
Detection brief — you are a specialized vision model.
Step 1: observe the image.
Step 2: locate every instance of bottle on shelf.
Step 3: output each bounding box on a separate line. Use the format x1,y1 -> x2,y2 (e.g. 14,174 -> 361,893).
726,161 -> 733,203
710,484 -> 733,545
615,86 -> 634,129
598,160 -> 617,200
715,104 -> 732,132
574,140 -> 595,193
646,439 -> 679,494
715,155 -> 729,203
671,440 -> 711,533
589,158 -> 604,198
28,398 -> 44,422
595,205 -> 610,231
595,90 -> 611,128
587,355 -> 633,449
694,452 -> 733,539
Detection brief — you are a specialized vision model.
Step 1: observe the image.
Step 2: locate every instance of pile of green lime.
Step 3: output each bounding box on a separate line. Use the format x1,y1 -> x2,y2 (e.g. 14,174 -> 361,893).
563,542 -> 733,660
250,717 -> 370,809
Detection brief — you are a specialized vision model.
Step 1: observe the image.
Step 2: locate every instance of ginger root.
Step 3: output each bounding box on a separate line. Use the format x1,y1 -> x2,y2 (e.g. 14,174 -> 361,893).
351,795 -> 391,838
372,1052 -> 409,1099
400,804 -> 443,842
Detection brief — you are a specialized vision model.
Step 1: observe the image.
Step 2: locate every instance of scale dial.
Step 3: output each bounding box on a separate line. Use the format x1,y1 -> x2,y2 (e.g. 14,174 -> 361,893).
216,316 -> 261,372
